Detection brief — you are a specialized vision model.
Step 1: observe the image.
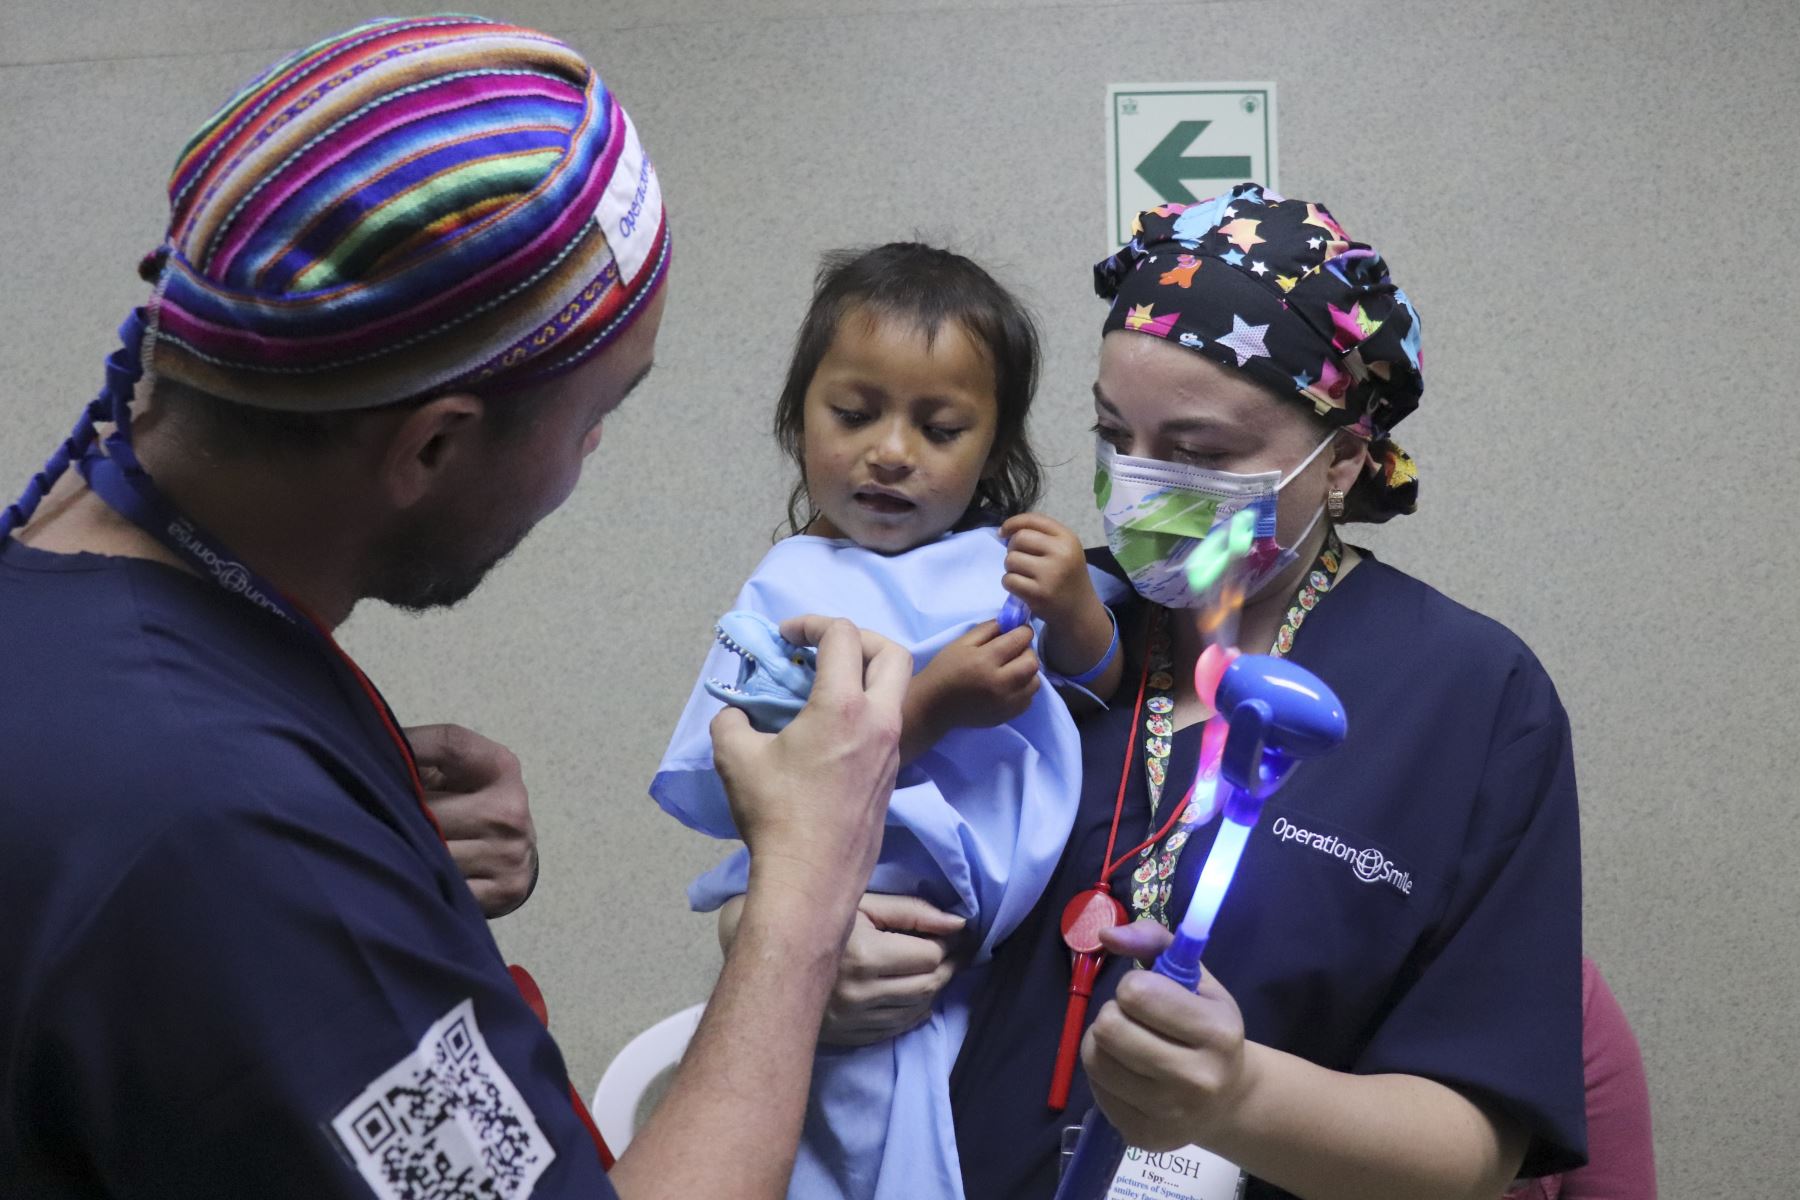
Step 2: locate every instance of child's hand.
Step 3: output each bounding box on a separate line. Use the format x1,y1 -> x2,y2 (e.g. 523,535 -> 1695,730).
905,622 -> 1039,754
1000,512 -> 1121,702
999,513 -> 1097,629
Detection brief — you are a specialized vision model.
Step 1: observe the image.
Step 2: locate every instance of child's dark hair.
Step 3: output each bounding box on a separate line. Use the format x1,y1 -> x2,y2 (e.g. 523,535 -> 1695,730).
775,242 -> 1044,536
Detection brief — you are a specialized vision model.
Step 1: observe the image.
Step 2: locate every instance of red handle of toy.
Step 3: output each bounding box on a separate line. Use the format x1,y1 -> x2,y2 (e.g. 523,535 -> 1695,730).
1048,951 -> 1104,1111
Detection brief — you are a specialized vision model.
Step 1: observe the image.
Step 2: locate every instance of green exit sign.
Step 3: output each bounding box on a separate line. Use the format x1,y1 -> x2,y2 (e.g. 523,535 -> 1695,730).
1107,83 -> 1278,248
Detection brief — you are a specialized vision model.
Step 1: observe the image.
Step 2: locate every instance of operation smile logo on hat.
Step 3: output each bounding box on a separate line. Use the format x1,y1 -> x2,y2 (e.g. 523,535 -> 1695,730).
140,13 -> 671,413
1095,183 -> 1422,522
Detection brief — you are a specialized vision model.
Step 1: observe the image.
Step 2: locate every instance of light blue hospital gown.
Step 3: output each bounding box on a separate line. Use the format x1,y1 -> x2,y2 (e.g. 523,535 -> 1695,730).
652,528 -> 1112,1200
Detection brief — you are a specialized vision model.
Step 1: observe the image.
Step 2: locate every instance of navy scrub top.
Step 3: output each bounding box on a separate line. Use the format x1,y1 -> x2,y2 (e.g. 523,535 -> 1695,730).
950,551 -> 1587,1199
0,540 -> 616,1200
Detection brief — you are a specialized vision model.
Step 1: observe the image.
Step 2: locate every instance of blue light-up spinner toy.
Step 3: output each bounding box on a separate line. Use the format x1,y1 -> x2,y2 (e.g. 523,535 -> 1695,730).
1051,653 -> 1347,1200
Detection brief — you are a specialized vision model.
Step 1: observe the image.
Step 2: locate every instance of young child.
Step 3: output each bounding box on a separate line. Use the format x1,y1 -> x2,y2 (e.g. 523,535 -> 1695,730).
651,243 -> 1123,1200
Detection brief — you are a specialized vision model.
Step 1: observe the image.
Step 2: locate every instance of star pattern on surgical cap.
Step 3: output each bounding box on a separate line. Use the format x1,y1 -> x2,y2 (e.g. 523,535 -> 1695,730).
1302,203 -> 1345,240
1098,187 -> 1423,520
1216,315 -> 1271,367
1218,218 -> 1266,253
1126,303 -> 1180,337
1326,301 -> 1382,352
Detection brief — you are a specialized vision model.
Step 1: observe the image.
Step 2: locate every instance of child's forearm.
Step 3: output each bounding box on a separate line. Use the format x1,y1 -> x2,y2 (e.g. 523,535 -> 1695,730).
1043,598 -> 1122,699
899,673 -> 946,765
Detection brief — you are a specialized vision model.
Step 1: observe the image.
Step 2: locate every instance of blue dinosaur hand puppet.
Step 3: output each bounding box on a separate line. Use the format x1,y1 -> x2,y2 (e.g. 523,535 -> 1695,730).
702,610 -> 817,732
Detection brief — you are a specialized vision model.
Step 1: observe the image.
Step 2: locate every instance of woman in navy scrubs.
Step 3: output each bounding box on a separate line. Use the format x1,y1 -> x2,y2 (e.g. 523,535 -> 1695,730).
825,187 -> 1587,1199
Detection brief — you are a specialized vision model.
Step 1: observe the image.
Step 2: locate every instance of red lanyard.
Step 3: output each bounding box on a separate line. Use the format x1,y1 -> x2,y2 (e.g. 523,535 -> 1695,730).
310,606 -> 617,1168
1096,610 -> 1197,886
1050,610 -> 1201,1111
82,444 -> 617,1170
1048,535 -> 1348,1111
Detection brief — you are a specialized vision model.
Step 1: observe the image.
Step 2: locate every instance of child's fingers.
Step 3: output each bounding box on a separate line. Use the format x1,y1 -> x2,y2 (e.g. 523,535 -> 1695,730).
957,619 -> 1005,648
995,644 -> 1041,685
982,624 -> 1035,661
1000,571 -> 1043,602
1003,529 -> 1060,561
999,511 -> 1069,541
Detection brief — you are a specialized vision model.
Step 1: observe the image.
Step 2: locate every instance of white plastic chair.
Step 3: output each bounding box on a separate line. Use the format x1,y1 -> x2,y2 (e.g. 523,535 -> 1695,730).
589,1003 -> 706,1153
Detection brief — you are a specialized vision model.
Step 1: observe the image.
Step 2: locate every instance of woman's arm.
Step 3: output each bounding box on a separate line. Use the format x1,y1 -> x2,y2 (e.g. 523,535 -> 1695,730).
1083,921 -> 1525,1200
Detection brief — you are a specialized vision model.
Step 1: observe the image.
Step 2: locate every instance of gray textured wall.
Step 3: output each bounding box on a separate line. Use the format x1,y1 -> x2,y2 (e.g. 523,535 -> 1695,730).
4,0 -> 1795,1193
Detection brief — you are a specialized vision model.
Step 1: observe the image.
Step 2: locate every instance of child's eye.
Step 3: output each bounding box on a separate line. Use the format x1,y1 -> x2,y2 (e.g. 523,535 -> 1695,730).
831,407 -> 873,428
923,425 -> 966,444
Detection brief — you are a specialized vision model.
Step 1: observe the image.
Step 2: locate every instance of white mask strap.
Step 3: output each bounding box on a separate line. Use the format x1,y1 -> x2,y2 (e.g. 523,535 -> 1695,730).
1290,498 -> 1326,549
1277,430 -> 1340,490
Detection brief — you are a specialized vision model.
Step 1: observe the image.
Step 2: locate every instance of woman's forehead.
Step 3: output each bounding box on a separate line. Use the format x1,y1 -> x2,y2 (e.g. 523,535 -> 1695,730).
1095,333 -> 1291,434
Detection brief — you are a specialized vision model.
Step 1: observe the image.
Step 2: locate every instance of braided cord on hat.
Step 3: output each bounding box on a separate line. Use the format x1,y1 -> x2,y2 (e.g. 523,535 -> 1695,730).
0,312 -> 147,542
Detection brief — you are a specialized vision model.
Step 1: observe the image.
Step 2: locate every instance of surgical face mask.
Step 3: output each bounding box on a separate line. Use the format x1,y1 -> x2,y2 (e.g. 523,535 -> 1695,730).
1095,432 -> 1335,609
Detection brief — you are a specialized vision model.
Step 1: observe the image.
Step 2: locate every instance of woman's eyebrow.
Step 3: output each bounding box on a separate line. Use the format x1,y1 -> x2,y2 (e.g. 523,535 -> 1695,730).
1092,384 -> 1226,436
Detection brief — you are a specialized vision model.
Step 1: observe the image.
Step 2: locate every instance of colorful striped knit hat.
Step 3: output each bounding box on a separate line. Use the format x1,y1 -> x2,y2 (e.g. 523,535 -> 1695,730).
141,13 -> 670,410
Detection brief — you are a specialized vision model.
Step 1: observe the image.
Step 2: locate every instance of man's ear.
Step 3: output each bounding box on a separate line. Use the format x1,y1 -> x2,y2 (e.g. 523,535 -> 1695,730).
377,392 -> 486,510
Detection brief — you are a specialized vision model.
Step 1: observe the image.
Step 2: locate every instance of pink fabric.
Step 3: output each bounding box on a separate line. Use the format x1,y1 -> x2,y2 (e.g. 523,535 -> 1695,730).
1506,959 -> 1657,1199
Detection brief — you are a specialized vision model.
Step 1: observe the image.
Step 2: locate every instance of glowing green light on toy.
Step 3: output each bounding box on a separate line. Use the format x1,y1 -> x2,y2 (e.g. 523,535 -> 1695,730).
1183,507 -> 1258,594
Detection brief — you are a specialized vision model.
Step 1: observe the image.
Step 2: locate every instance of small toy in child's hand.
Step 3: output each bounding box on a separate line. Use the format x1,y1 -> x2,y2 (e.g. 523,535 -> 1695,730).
997,594 -> 1032,634
703,611 -> 817,733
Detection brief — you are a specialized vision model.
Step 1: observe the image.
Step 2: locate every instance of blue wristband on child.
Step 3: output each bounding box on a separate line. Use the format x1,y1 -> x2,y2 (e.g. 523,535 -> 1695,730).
1062,609 -> 1120,687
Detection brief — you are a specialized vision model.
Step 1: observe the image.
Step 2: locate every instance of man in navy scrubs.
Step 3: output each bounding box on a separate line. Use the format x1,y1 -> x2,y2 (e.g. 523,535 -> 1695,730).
0,16 -> 909,1199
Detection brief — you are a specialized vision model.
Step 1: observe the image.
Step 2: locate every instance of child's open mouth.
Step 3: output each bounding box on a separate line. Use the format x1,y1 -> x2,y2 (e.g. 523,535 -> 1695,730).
853,489 -> 916,516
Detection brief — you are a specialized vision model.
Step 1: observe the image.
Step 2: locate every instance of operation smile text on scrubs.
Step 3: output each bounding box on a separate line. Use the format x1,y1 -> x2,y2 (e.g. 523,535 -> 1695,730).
1269,814 -> 1414,895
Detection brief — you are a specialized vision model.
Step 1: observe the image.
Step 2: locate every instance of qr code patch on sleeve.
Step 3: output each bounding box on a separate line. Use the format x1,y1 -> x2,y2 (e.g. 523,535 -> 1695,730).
331,998 -> 555,1200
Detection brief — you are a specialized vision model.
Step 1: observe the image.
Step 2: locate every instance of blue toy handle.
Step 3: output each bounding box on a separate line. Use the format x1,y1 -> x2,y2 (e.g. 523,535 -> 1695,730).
1051,656 -> 1346,1200
998,593 -> 1032,634
1056,1104 -> 1128,1199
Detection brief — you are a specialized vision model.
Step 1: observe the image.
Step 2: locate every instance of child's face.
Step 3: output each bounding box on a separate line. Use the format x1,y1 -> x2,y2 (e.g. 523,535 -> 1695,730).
801,308 -> 999,554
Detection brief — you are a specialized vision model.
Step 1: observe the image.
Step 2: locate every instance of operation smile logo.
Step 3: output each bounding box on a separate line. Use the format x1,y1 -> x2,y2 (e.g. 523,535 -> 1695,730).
617,156 -> 654,239
1270,815 -> 1413,895
167,519 -> 293,622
